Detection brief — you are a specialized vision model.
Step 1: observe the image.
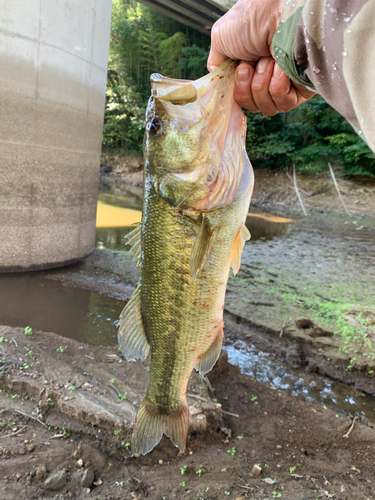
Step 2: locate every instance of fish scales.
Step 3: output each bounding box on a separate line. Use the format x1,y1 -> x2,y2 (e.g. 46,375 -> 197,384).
119,60 -> 254,456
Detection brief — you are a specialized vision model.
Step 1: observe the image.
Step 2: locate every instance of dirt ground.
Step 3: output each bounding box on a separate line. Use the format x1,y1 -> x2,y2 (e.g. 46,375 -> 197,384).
1,156 -> 375,499
99,151 -> 375,218
1,326 -> 375,500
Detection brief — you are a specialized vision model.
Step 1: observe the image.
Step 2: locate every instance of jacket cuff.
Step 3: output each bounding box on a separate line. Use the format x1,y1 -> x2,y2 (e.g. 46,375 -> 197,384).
272,6 -> 315,89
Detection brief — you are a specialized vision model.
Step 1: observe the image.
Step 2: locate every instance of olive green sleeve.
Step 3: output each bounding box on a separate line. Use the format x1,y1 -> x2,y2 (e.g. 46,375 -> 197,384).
272,5 -> 315,89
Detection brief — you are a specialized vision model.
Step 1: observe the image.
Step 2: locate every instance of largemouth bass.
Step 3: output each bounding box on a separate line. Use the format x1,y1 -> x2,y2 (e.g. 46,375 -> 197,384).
118,60 -> 254,456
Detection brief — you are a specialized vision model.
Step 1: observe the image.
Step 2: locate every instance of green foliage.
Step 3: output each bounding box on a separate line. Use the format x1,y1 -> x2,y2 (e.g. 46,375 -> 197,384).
24,326 -> 33,336
104,0 -> 209,152
105,1 -> 375,176
246,96 -> 375,175
180,45 -> 209,80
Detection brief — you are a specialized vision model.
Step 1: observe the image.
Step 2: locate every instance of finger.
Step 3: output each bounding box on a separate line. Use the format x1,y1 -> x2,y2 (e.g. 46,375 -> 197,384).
207,21 -> 227,72
269,63 -> 297,112
269,63 -> 316,111
251,57 -> 279,116
233,62 -> 258,113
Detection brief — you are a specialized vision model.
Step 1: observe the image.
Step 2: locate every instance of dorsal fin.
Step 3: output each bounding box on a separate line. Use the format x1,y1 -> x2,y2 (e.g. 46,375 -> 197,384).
190,218 -> 219,280
118,284 -> 149,361
231,225 -> 250,276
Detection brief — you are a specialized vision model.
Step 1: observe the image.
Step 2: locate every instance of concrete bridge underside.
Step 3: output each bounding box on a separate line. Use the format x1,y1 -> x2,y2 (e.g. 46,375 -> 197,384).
138,0 -> 235,35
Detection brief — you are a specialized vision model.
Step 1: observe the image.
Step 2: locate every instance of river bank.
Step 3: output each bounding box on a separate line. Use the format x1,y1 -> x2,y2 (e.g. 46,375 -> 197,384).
1,156 -> 375,499
1,323 -> 375,500
99,151 -> 375,218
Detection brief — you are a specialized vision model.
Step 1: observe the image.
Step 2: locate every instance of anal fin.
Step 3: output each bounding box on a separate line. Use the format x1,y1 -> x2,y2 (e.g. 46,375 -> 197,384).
195,324 -> 224,376
118,283 -> 150,361
131,397 -> 189,456
190,218 -> 219,279
231,225 -> 250,276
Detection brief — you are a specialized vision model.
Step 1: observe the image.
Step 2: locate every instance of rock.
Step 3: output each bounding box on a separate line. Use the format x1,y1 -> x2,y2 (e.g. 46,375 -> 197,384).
81,444 -> 108,470
80,468 -> 95,488
189,413 -> 207,433
276,445 -> 282,449
44,469 -> 68,491
0,446 -> 10,458
19,446 -> 26,455
76,459 -> 84,467
35,466 -> 47,480
27,444 -> 35,452
251,464 -> 262,478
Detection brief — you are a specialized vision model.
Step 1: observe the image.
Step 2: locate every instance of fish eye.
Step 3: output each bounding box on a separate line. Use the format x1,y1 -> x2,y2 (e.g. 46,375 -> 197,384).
147,117 -> 161,134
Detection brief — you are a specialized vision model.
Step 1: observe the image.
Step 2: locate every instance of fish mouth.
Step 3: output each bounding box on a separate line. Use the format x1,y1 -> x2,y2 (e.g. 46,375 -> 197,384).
150,59 -> 236,107
148,60 -> 249,212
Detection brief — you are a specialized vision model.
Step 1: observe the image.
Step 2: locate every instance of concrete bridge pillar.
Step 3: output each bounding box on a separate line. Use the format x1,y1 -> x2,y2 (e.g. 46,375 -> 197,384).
0,0 -> 112,271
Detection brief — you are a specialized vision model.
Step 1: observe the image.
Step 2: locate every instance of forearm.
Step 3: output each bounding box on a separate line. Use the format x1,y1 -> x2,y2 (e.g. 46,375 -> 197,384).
272,0 -> 375,152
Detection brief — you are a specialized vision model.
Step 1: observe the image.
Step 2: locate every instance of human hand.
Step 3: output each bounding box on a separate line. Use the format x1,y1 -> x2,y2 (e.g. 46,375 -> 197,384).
234,58 -> 316,116
208,0 -> 316,115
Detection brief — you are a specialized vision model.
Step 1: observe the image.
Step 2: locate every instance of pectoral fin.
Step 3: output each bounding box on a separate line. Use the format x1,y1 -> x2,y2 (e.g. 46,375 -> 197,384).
190,218 -> 219,279
118,284 -> 150,361
125,224 -> 142,268
231,225 -> 250,276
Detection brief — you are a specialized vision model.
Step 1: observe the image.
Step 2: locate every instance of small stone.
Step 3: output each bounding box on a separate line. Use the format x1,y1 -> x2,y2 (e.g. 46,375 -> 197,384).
27,444 -> 35,452
44,469 -> 68,491
85,461 -> 91,468
158,459 -> 163,465
80,468 -> 95,488
19,447 -> 26,455
251,464 -> 262,477
15,473 -> 22,480
76,459 -> 84,467
35,465 -> 47,480
276,445 -> 282,450
24,439 -> 29,444
93,479 -> 103,486
177,451 -> 183,458
73,450 -> 82,460
189,450 -> 193,455
235,497 -> 246,500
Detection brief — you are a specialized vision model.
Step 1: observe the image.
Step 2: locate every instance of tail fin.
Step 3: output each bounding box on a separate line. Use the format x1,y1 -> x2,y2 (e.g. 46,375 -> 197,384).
131,397 -> 189,456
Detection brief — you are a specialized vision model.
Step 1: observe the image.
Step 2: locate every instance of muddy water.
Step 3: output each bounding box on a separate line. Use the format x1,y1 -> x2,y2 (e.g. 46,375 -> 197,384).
224,342 -> 375,422
95,188 -> 294,251
0,272 -> 123,346
1,185 -> 375,422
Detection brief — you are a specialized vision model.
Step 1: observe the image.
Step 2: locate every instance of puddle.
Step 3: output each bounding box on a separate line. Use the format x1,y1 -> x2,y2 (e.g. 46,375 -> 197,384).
95,189 -> 293,251
224,342 -> 375,422
0,272 -> 123,346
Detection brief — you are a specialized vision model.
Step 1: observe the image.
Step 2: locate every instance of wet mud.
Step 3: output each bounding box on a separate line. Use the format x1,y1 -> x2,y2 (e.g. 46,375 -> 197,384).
1,326 -> 375,500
